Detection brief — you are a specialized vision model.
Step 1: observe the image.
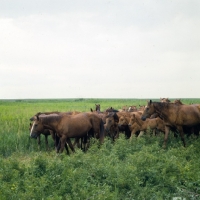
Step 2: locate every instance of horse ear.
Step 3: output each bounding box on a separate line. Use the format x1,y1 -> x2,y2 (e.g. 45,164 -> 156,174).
150,100 -> 152,104
90,108 -> 93,112
36,115 -> 39,121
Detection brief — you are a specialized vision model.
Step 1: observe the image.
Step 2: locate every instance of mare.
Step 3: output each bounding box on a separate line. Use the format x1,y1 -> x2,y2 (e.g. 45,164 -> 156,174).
30,111 -> 82,152
128,113 -> 165,138
30,112 -> 104,153
104,112 -> 119,141
141,100 -> 200,148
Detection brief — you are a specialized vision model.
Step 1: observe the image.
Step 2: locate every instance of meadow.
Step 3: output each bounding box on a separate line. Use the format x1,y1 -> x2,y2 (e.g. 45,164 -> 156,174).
0,98 -> 200,200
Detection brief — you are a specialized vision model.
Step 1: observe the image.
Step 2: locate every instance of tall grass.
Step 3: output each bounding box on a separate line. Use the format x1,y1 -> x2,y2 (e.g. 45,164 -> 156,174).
0,98 -> 200,199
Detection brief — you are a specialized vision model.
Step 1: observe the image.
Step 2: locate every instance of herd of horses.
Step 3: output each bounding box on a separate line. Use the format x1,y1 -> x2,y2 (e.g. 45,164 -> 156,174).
29,98 -> 200,154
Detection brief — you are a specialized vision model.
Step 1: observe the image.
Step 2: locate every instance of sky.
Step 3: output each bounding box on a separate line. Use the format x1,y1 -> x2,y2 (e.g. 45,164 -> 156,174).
0,0 -> 200,99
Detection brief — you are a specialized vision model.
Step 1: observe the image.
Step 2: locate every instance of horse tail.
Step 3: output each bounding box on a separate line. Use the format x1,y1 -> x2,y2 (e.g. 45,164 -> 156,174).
99,119 -> 105,144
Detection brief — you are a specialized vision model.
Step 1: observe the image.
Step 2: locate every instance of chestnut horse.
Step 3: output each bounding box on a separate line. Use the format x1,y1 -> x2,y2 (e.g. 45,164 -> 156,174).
141,100 -> 200,148
30,112 -> 104,153
117,111 -> 142,138
128,113 -> 165,138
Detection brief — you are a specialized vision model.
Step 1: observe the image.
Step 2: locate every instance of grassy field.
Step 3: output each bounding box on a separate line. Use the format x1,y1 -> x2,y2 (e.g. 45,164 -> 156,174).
0,98 -> 200,199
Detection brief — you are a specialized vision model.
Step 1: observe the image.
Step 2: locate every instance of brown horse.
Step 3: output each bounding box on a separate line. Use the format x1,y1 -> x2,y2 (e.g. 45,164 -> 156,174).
141,100 -> 200,148
30,112 -> 104,153
127,106 -> 137,112
160,98 -> 171,103
30,111 -> 83,151
173,99 -> 184,105
104,112 -> 119,141
117,111 -> 142,138
128,114 -> 165,138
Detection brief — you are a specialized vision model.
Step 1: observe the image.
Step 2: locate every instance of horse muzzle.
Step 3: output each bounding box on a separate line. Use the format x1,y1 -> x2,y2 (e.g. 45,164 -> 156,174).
141,116 -> 146,121
30,133 -> 38,139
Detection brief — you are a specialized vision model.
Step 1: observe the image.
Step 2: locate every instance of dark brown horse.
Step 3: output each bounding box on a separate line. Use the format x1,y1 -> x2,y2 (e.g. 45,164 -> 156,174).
104,112 -> 119,141
141,100 -> 200,148
30,112 -> 104,153
95,104 -> 100,112
90,104 -> 101,113
104,107 -> 119,112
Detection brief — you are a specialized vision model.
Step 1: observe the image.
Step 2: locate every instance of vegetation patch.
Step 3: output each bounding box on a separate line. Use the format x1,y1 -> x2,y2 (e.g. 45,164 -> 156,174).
0,99 -> 200,199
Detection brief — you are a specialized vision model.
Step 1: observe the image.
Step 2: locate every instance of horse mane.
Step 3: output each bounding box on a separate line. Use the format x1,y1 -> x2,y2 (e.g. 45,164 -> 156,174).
106,112 -> 119,122
37,113 -> 62,124
153,102 -> 175,109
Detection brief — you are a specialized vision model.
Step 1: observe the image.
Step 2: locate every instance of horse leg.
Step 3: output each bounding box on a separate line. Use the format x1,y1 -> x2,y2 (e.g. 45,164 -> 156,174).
114,127 -> 119,140
56,139 -> 61,153
44,135 -> 49,151
138,131 -> 144,137
37,135 -> 41,150
177,126 -> 186,147
73,138 -> 81,149
193,126 -> 200,138
50,130 -> 57,149
64,140 -> 70,155
66,138 -> 75,153
82,136 -> 88,152
130,129 -> 137,140
163,126 -> 170,148
55,134 -> 60,150
60,137 -> 67,153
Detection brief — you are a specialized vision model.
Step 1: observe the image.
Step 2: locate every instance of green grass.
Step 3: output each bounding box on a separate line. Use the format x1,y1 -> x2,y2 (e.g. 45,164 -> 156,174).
0,98 -> 200,199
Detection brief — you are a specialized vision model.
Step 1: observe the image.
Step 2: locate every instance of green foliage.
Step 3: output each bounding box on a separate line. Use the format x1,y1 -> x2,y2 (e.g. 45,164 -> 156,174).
0,99 -> 200,199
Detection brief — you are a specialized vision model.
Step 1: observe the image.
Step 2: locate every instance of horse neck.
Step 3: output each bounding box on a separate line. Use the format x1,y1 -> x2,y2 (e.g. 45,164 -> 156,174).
153,102 -> 177,121
134,116 -> 143,127
40,115 -> 61,131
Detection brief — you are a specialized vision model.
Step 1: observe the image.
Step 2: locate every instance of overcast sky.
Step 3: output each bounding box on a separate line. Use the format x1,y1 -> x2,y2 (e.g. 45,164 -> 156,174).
0,0 -> 200,99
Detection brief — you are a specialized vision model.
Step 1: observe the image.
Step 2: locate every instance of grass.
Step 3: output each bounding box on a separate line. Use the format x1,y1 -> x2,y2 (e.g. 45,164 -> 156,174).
0,98 -> 200,199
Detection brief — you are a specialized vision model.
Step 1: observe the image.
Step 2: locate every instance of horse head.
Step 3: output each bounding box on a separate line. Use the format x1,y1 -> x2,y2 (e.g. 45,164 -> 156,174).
95,104 -> 100,112
141,100 -> 155,121
29,114 -> 44,138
